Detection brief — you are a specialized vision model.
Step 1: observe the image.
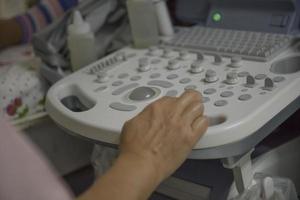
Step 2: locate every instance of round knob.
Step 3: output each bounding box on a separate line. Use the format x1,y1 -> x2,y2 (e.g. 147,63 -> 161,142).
226,72 -> 238,84
114,52 -> 126,62
179,50 -> 190,60
138,58 -> 151,72
213,54 -> 223,65
147,46 -> 160,56
196,53 -> 204,62
167,59 -> 181,70
97,71 -> 109,83
228,56 -> 242,68
263,78 -> 275,91
162,49 -> 173,58
245,75 -> 256,88
205,70 -> 218,83
190,61 -> 204,74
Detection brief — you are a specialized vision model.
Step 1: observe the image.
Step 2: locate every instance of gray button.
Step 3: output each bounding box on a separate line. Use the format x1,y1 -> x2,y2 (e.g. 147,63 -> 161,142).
220,91 -> 234,98
148,80 -> 174,88
112,81 -> 124,86
118,73 -> 129,79
273,76 -> 285,83
138,57 -> 149,65
196,52 -> 204,61
162,49 -> 173,58
167,74 -> 178,80
114,52 -> 126,62
228,56 -> 242,68
150,73 -> 161,79
112,83 -> 139,95
167,59 -> 181,70
179,78 -> 191,84
165,90 -> 178,97
263,78 -> 275,91
213,54 -> 223,65
185,85 -> 197,90
96,72 -> 109,83
206,69 -> 217,77
109,102 -> 137,111
190,61 -> 204,74
151,59 -> 161,64
203,97 -> 210,103
245,75 -> 255,87
139,64 -> 151,72
238,71 -> 250,77
204,88 -> 217,95
129,87 -> 157,101
179,50 -> 190,60
205,70 -> 218,83
226,72 -> 238,84
130,76 -> 142,81
94,86 -> 107,92
214,100 -> 228,107
239,94 -> 252,101
255,74 -> 267,80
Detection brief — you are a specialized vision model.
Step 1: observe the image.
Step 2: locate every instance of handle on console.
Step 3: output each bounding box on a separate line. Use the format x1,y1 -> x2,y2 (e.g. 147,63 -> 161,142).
46,83 -> 96,124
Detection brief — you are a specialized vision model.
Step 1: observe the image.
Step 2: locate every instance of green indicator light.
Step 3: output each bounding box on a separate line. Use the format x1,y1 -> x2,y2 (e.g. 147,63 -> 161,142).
212,12 -> 222,22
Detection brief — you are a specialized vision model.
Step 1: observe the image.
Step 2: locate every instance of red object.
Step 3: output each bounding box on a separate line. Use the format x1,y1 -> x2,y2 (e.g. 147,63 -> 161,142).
6,104 -> 16,116
14,98 -> 22,107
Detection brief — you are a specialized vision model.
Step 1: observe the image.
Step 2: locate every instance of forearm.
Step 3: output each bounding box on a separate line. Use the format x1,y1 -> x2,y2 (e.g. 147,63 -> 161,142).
78,154 -> 161,200
0,0 -> 78,48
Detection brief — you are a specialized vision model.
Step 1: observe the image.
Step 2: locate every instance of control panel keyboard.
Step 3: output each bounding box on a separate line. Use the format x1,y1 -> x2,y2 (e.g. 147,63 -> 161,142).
163,26 -> 294,62
46,45 -> 300,151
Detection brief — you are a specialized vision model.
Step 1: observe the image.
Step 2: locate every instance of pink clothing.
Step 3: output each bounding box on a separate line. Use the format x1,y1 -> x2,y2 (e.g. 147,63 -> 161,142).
0,118 -> 73,200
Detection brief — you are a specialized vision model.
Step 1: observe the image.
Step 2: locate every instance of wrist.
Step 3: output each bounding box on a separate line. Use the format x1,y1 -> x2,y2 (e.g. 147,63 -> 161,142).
116,152 -> 163,188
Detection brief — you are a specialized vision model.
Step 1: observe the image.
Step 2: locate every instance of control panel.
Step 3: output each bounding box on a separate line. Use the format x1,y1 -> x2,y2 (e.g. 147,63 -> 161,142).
46,44 -> 300,150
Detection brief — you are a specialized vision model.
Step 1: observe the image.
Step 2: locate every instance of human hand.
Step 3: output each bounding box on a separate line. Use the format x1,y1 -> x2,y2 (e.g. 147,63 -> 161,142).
119,90 -> 209,183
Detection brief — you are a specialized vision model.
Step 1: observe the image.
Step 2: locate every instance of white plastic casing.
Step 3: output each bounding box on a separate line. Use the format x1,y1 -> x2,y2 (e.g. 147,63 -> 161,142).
46,45 -> 300,150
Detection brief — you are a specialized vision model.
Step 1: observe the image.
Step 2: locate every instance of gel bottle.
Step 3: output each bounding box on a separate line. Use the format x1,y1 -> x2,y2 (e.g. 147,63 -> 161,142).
67,10 -> 97,71
126,0 -> 160,48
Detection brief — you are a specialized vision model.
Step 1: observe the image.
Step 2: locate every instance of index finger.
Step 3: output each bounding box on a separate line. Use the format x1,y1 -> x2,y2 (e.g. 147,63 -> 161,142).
176,90 -> 202,114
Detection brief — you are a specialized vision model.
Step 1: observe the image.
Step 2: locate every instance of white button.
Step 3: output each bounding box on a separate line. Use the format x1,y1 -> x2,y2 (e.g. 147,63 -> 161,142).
205,70 -> 218,83
96,72 -> 109,83
190,61 -> 204,74
228,56 -> 242,68
226,72 -> 238,85
162,49 -> 173,58
167,59 -> 181,70
179,50 -> 190,60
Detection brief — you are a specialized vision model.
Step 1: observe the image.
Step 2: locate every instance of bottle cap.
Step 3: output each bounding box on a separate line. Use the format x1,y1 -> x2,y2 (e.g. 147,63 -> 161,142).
68,10 -> 91,35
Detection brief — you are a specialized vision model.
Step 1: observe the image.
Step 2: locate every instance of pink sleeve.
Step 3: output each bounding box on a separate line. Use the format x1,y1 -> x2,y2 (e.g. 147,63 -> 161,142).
0,118 -> 74,200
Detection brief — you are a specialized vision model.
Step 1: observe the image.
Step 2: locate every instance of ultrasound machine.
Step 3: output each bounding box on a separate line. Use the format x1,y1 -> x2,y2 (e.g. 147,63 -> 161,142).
46,0 -> 300,199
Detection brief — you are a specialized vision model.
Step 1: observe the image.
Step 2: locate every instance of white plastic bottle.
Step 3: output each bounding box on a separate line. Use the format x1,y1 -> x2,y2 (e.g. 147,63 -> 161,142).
68,10 -> 97,71
126,0 -> 160,48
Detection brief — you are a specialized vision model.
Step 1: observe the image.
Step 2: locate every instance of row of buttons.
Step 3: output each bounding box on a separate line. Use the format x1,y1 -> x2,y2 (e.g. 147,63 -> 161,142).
95,73 -> 284,94
109,92 -> 253,112
146,47 -> 242,67
86,52 -> 127,75
95,73 -> 282,95
96,70 -> 285,85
